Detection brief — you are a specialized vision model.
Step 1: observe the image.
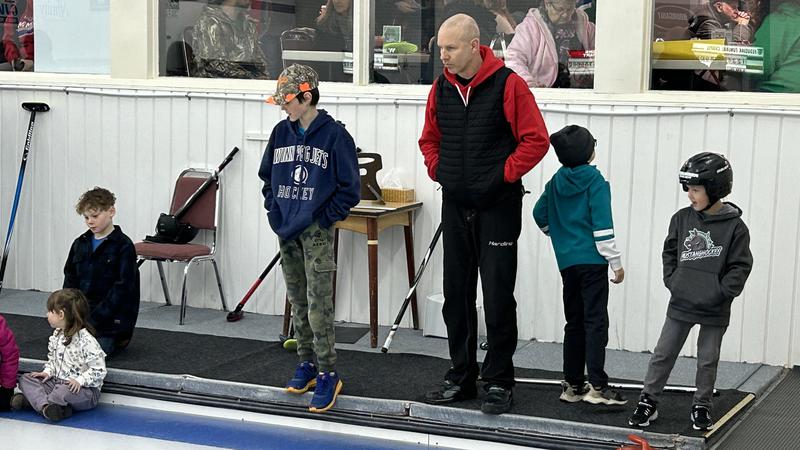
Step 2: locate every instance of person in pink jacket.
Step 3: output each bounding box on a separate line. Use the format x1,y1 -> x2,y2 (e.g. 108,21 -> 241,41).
504,0 -> 595,88
0,314 -> 20,411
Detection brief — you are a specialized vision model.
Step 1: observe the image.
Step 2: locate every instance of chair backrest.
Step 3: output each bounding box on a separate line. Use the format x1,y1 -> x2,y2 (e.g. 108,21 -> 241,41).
170,169 -> 218,231
358,152 -> 383,201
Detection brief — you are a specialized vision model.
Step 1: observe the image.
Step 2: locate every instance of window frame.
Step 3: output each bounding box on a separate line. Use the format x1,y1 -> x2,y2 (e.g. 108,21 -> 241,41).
0,0 -> 798,108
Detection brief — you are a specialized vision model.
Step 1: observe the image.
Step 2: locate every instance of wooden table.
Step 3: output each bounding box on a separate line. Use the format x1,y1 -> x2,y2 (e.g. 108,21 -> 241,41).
333,201 -> 423,348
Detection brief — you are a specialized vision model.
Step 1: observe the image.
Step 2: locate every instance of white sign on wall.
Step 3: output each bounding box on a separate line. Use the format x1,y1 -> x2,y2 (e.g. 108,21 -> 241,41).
34,0 -> 110,74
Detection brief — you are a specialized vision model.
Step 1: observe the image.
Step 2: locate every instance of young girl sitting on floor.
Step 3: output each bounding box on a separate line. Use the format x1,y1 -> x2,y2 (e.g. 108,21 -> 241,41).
11,289 -> 107,421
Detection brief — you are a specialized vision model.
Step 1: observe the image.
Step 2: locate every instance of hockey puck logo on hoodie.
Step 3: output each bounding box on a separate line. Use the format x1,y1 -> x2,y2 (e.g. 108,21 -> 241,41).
681,228 -> 723,261
292,164 -> 309,185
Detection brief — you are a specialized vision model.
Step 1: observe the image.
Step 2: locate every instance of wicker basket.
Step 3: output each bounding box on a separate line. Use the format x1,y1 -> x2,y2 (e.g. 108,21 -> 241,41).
381,187 -> 415,203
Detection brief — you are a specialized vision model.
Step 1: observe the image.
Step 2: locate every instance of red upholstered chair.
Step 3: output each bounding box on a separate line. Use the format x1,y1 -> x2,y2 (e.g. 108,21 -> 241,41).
135,168 -> 228,324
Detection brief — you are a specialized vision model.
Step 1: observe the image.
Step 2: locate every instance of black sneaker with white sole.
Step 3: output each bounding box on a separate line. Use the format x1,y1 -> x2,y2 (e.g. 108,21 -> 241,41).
628,395 -> 658,427
691,405 -> 713,430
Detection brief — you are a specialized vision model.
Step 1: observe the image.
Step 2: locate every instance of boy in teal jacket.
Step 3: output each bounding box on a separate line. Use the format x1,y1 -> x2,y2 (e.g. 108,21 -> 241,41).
533,125 -> 626,405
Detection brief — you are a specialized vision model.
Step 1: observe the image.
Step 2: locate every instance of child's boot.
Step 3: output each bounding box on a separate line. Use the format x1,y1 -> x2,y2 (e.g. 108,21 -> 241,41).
10,393 -> 31,411
309,371 -> 343,413
285,361 -> 317,394
42,403 -> 73,422
691,405 -> 713,430
628,394 -> 658,427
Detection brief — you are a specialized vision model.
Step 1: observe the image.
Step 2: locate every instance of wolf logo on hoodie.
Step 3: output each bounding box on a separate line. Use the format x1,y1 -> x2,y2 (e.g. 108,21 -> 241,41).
681,228 -> 722,261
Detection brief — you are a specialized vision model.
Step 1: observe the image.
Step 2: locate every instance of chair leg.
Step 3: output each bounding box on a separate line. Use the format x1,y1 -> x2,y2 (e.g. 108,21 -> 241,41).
179,262 -> 192,325
155,261 -> 172,306
210,259 -> 228,312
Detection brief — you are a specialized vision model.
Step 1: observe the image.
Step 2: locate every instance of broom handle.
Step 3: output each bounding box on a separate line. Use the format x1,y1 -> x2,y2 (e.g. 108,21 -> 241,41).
174,147 -> 239,220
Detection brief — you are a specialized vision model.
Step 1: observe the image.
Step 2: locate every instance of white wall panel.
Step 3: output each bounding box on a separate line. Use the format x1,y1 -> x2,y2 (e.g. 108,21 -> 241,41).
1,86 -> 799,367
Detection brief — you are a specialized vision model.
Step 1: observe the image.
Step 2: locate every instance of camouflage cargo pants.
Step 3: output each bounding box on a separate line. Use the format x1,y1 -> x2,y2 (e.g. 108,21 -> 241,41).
279,221 -> 337,371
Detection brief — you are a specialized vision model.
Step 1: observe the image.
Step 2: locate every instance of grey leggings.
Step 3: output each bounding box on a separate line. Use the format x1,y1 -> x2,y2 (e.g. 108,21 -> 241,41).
18,373 -> 101,413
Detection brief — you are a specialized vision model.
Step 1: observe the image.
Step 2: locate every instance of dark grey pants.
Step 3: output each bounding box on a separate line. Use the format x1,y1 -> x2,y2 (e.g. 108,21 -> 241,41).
18,373 -> 101,413
642,316 -> 727,408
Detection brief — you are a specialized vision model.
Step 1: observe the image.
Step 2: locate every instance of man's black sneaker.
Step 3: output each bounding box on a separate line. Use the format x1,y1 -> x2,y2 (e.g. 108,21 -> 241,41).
691,405 -> 713,430
424,380 -> 477,404
42,403 -> 73,422
583,385 -> 628,405
481,385 -> 512,414
628,395 -> 658,427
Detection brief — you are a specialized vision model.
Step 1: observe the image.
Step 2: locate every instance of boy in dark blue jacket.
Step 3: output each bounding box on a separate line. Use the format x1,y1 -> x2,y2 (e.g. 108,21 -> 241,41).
628,152 -> 752,431
259,64 -> 360,413
533,125 -> 627,406
64,187 -> 140,357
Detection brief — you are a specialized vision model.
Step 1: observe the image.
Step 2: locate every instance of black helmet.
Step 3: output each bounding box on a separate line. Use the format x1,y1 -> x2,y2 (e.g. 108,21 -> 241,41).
679,152 -> 733,203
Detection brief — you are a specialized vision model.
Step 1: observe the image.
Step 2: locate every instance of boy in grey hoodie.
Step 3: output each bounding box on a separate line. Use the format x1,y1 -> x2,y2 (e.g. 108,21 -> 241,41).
533,125 -> 626,406
628,152 -> 753,431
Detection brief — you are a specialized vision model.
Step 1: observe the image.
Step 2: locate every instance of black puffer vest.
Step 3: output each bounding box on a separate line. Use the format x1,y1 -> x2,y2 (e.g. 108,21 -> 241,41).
435,67 -> 520,208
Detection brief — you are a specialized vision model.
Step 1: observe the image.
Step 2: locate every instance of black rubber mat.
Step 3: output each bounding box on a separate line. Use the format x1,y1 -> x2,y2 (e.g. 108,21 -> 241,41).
713,367 -> 800,449
4,313 -> 750,437
333,326 -> 369,344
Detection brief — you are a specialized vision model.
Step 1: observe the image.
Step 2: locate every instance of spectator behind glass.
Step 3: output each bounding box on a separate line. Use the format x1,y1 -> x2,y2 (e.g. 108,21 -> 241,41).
376,0 -> 423,49
688,0 -> 753,44
1,0 -> 32,71
688,1 -> 753,91
192,0 -> 270,79
505,0 -> 595,88
484,0 -> 517,34
316,0 -> 354,51
752,0 -> 800,93
438,0 -> 504,44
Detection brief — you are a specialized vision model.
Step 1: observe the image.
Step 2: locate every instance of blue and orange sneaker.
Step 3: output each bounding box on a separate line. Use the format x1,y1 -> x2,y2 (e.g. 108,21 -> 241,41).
309,371 -> 343,413
286,361 -> 317,394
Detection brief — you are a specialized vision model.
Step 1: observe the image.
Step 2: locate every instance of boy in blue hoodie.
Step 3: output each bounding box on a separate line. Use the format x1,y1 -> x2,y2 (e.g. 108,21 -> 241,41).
259,64 -> 360,413
628,152 -> 752,431
533,125 -> 627,406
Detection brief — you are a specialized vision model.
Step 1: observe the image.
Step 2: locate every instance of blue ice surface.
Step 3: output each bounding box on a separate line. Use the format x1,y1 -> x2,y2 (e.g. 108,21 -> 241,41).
0,403 -> 433,450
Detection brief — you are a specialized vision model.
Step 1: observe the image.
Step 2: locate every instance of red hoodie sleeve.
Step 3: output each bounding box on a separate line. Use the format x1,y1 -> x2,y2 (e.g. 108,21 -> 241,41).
502,74 -> 550,183
418,80 -> 441,181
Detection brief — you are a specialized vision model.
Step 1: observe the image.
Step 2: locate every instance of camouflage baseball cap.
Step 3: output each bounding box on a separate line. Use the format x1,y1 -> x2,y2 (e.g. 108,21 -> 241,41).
266,64 -> 319,105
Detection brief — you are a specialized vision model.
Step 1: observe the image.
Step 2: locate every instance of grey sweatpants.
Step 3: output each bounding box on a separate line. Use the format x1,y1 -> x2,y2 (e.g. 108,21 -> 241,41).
642,316 -> 727,408
18,373 -> 101,413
